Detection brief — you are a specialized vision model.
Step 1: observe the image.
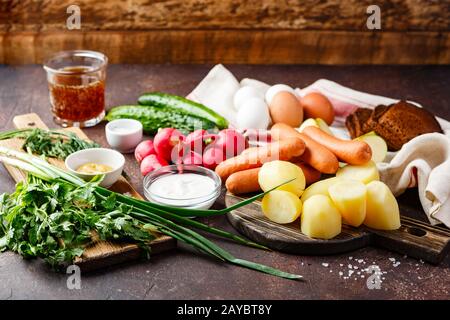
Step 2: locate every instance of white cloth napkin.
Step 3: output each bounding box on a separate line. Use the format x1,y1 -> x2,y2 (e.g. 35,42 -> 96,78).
188,65 -> 450,227
187,64 -> 239,127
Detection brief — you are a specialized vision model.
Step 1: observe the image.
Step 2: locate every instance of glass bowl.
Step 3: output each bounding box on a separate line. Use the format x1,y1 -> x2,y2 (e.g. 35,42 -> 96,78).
143,164 -> 222,210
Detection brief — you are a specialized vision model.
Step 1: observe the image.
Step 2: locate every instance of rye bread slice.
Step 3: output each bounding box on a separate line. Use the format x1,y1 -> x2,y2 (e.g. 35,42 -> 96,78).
366,104 -> 390,132
372,101 -> 442,151
345,107 -> 373,139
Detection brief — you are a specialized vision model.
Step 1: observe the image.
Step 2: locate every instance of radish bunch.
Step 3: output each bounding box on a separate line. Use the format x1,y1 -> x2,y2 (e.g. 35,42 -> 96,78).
135,128 -> 249,175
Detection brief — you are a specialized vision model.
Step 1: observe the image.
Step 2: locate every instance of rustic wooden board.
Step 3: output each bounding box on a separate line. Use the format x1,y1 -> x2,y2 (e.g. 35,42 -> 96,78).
1,30 -> 449,65
226,193 -> 450,264
2,0 -> 448,32
0,113 -> 176,271
2,0 -> 449,64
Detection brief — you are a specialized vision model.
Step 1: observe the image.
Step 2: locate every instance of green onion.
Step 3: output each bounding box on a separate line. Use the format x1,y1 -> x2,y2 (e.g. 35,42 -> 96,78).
0,146 -> 304,281
0,128 -> 99,160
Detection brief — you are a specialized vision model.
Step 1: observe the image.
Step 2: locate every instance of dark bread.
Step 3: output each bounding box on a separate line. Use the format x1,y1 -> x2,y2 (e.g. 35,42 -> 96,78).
346,101 -> 442,151
373,101 -> 442,150
366,104 -> 390,131
345,107 -> 372,139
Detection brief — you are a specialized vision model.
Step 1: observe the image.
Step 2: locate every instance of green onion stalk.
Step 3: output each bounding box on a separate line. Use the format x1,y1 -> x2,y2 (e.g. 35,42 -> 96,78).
0,146 -> 303,281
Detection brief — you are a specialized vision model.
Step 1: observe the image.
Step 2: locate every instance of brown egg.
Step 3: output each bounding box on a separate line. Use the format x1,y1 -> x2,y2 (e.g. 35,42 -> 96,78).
269,91 -> 303,127
300,92 -> 335,125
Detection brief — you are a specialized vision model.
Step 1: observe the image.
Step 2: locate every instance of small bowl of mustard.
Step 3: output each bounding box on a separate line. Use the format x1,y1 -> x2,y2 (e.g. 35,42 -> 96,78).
65,148 -> 125,188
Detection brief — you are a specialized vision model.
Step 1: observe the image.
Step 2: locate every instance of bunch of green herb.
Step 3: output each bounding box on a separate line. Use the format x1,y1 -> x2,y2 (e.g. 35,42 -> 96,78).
0,146 -> 303,280
0,128 -> 99,160
0,175 -> 155,268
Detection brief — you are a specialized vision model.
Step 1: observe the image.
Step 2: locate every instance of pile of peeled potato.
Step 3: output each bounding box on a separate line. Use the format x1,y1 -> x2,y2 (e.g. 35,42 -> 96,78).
216,92 -> 400,240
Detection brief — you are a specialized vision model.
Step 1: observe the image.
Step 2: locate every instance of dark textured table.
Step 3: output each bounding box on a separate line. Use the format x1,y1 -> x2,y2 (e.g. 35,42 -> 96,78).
0,65 -> 449,300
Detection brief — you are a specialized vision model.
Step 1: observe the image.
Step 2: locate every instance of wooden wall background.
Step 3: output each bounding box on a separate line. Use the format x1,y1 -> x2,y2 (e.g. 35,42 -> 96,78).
0,0 -> 449,64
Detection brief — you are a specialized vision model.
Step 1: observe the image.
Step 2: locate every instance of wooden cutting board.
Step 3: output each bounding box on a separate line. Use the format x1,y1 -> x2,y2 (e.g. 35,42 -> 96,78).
226,193 -> 450,264
0,113 -> 176,271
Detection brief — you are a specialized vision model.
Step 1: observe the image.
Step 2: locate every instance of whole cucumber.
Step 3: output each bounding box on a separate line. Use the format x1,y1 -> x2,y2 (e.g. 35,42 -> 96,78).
105,105 -> 218,135
138,92 -> 228,129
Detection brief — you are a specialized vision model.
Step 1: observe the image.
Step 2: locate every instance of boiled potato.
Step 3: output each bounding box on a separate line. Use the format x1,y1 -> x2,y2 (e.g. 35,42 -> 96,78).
328,180 -> 367,227
316,118 -> 334,136
301,195 -> 342,239
297,118 -> 318,132
301,177 -> 341,202
258,160 -> 306,197
297,118 -> 333,136
261,190 -> 302,224
355,132 -> 388,163
336,160 -> 379,184
364,181 -> 401,230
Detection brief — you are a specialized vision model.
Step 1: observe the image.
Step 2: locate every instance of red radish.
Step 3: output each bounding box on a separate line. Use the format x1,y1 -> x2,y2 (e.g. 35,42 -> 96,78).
182,151 -> 203,165
184,130 -> 218,154
170,141 -> 187,165
135,140 -> 156,163
140,154 -> 168,176
215,129 -> 248,159
202,145 -> 226,170
185,129 -> 207,154
154,128 -> 185,162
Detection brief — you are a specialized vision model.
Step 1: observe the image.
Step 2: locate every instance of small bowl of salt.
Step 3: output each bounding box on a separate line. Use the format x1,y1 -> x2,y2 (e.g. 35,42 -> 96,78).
105,119 -> 143,153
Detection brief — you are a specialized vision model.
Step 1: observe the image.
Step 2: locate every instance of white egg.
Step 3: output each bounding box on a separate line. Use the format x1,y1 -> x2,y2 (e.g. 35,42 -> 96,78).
233,86 -> 265,111
265,84 -> 298,105
236,97 -> 270,129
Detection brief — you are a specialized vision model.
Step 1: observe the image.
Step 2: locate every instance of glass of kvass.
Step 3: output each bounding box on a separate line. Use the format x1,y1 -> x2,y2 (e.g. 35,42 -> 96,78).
43,50 -> 108,127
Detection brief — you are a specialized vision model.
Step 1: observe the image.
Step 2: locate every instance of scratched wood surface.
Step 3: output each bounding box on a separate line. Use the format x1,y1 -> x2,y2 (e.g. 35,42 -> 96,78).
0,0 -> 449,64
226,193 -> 450,264
0,65 -> 449,299
0,113 -> 176,271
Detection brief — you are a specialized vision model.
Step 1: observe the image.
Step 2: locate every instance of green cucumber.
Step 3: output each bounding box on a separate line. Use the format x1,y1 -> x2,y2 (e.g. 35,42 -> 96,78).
105,105 -> 218,135
138,92 -> 228,129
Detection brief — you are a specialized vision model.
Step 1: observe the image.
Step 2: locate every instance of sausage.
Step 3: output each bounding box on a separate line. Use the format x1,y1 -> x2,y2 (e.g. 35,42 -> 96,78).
225,162 -> 322,195
215,137 -> 305,181
271,123 -> 339,174
296,162 -> 322,185
225,168 -> 261,194
302,126 -> 372,165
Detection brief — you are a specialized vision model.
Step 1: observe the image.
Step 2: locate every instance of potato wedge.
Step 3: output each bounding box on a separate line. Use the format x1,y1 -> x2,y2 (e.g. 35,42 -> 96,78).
316,118 -> 334,136
301,194 -> 342,239
258,160 -> 306,197
297,118 -> 319,133
261,190 -> 302,224
336,160 -> 379,184
364,181 -> 400,230
301,177 -> 341,202
355,132 -> 387,163
328,180 -> 367,227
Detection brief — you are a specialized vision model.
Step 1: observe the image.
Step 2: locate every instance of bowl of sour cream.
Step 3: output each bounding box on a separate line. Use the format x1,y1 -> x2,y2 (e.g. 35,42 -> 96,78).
143,164 -> 222,210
